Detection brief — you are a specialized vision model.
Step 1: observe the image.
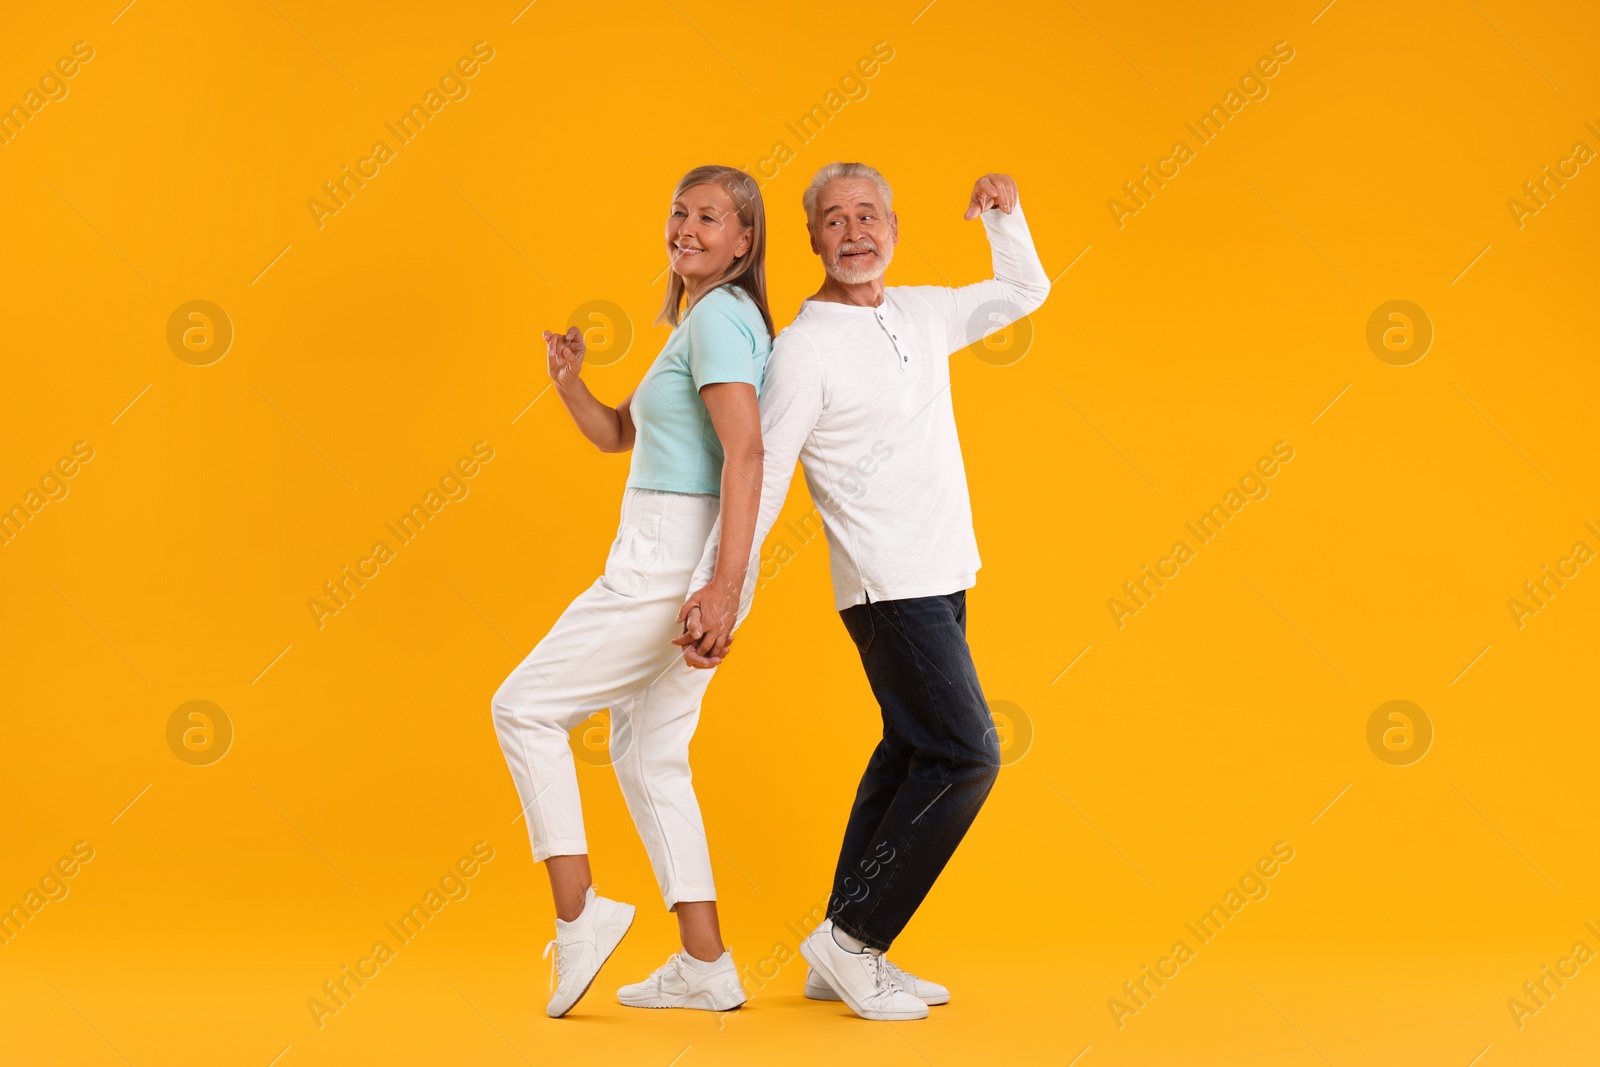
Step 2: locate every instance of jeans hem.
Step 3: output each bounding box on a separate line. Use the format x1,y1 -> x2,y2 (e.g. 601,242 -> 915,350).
829,914 -> 891,953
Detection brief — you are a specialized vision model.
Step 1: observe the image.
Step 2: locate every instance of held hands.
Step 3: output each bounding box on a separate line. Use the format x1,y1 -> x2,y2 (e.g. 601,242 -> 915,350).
673,581 -> 740,669
964,173 -> 1019,220
544,326 -> 586,390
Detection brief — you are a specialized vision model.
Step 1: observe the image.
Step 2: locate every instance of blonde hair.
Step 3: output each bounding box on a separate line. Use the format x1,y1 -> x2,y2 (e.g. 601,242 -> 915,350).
802,161 -> 894,224
655,165 -> 774,339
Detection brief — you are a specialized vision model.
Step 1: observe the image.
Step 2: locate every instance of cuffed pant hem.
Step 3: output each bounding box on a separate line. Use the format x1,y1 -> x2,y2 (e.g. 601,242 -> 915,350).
663,885 -> 718,912
531,840 -> 589,863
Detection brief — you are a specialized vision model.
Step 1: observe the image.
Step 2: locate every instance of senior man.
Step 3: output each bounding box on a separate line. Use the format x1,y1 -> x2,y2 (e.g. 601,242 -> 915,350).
676,162 -> 1051,1021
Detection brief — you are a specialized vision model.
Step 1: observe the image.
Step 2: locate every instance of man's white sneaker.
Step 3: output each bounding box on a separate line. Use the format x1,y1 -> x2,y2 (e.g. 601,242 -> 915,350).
617,949 -> 747,1011
542,886 -> 636,1018
805,960 -> 949,1005
798,920 -> 929,1021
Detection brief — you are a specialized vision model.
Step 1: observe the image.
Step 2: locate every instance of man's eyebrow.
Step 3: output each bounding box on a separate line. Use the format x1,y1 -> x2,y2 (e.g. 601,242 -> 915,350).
821,200 -> 881,215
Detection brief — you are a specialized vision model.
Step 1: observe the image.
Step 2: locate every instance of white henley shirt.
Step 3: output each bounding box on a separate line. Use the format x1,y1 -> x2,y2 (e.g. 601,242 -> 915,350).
692,202 -> 1051,611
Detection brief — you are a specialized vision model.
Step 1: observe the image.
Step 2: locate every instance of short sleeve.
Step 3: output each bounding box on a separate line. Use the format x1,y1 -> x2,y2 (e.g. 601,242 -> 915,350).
686,288 -> 760,390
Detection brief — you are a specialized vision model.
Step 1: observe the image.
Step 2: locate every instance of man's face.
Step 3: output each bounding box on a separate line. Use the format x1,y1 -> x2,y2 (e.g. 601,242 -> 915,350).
809,177 -> 897,284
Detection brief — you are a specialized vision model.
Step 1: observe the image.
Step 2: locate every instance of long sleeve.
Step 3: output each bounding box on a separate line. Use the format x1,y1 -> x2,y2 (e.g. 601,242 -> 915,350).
689,328 -> 825,598
938,202 -> 1052,354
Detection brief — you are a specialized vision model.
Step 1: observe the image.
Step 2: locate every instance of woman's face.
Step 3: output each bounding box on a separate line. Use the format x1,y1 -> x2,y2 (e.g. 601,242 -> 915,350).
666,182 -> 752,287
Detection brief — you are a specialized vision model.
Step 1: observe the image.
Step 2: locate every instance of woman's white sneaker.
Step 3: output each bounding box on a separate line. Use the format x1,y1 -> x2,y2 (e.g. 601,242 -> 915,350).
804,960 -> 949,1005
798,921 -> 929,1021
618,949 -> 747,1011
543,886 -> 636,1018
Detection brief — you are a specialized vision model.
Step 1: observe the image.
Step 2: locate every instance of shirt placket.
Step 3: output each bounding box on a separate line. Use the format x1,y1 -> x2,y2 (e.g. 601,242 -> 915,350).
863,302 -> 914,609
874,304 -> 912,377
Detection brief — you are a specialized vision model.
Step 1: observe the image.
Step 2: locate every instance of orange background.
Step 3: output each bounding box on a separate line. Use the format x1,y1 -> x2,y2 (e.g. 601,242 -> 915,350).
2,1 -> 1597,1064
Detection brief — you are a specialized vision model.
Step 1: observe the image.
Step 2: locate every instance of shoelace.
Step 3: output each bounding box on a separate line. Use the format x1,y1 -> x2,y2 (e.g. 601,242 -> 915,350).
644,950 -> 732,994
541,936 -> 568,994
881,958 -> 913,989
640,954 -> 684,990
543,887 -> 605,994
865,951 -> 895,996
858,952 -> 926,1000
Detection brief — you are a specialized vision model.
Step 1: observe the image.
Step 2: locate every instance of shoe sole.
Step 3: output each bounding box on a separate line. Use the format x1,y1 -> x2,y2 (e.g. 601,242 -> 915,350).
798,938 -> 929,1021
618,989 -> 747,1011
806,982 -> 948,1007
547,905 -> 636,1018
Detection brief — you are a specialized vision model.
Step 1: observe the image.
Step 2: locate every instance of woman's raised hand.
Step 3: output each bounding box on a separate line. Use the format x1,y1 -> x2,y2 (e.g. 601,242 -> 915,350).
544,326 -> 586,389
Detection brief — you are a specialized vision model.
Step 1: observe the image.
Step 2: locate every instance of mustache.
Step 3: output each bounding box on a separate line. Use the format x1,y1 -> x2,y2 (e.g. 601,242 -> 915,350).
837,240 -> 879,256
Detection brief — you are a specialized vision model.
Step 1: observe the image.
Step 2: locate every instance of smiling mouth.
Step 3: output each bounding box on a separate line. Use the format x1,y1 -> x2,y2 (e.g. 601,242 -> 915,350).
674,246 -> 704,257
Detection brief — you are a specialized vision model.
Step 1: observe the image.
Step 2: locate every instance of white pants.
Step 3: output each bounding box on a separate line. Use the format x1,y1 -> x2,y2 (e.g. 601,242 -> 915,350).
491,488 -> 747,910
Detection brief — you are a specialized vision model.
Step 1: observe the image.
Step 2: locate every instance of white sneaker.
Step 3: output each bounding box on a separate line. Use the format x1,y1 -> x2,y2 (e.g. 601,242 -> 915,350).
805,960 -> 949,1005
617,949 -> 747,1011
798,920 -> 929,1021
542,886 -> 635,1018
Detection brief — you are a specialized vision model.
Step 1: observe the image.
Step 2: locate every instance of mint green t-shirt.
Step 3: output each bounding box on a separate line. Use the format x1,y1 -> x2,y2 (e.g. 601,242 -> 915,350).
625,285 -> 771,496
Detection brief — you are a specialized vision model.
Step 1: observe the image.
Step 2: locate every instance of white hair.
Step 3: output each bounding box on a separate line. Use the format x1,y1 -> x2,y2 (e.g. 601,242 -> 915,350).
802,162 -> 893,224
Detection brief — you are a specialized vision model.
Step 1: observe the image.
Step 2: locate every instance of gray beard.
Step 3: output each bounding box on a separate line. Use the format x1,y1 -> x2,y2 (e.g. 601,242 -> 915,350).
825,245 -> 893,285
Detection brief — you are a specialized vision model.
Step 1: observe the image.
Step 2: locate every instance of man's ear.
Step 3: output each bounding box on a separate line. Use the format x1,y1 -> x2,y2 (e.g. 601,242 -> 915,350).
807,222 -> 819,255
889,211 -> 899,247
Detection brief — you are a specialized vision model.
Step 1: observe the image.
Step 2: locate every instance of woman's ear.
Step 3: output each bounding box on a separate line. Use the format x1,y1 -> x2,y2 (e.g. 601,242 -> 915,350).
734,227 -> 753,259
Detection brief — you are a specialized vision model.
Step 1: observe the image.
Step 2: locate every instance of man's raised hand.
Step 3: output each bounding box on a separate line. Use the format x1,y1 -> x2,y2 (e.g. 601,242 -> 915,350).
964,173 -> 1019,220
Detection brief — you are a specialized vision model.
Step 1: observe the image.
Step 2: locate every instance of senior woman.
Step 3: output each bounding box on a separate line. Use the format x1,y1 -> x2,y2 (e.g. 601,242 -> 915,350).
491,165 -> 772,1017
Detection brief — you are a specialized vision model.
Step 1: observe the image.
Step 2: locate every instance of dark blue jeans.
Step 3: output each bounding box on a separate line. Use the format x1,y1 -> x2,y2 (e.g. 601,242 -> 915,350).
827,590 -> 1001,951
